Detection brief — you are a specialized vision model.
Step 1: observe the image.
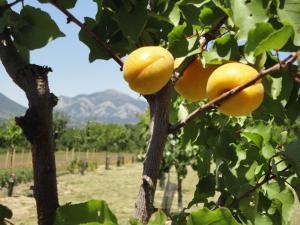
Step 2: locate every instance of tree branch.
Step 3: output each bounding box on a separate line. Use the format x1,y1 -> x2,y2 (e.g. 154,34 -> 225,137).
229,165 -> 291,208
1,0 -> 23,9
49,0 -> 124,69
0,29 -> 59,225
172,16 -> 228,84
169,49 -> 300,133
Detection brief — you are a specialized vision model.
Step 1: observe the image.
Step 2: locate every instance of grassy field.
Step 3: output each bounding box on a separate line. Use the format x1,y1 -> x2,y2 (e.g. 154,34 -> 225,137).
1,163 -> 299,225
0,151 -> 135,170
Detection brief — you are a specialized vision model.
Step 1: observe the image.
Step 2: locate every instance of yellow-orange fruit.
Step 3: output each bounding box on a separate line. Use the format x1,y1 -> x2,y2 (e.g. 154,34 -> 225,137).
174,57 -> 218,101
206,62 -> 264,116
123,46 -> 174,95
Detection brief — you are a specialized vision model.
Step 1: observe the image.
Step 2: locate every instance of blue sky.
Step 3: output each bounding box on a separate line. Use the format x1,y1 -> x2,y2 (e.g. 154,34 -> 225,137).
0,0 -> 139,106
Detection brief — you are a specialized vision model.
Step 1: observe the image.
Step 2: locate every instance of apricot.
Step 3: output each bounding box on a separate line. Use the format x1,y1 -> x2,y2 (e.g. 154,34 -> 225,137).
174,57 -> 218,101
206,62 -> 264,116
123,46 -> 174,95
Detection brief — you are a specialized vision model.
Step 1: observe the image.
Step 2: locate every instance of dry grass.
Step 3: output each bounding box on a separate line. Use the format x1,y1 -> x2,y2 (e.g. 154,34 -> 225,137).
0,163 -> 299,225
0,151 -> 134,171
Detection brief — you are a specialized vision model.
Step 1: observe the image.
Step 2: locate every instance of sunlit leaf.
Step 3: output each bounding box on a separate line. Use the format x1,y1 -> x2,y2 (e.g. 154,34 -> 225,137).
54,200 -> 118,225
187,207 -> 241,225
13,6 -> 65,50
148,210 -> 167,225
277,0 -> 300,46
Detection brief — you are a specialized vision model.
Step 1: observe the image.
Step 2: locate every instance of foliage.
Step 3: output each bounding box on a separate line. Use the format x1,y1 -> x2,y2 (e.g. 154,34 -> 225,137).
1,0 -> 300,224
0,115 -> 145,153
67,159 -> 97,174
0,204 -> 12,225
0,168 -> 33,188
0,119 -> 28,151
54,200 -> 118,225
54,200 -> 240,225
57,122 -> 145,152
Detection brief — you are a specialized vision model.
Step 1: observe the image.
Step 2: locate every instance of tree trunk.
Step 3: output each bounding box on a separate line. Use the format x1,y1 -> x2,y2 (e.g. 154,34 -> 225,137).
134,83 -> 172,224
177,174 -> 183,211
0,29 -> 59,225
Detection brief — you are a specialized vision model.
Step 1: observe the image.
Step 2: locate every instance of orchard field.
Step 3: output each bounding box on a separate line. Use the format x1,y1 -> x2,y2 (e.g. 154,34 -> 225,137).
1,163 -> 300,225
2,0 -> 300,224
0,151 -> 135,170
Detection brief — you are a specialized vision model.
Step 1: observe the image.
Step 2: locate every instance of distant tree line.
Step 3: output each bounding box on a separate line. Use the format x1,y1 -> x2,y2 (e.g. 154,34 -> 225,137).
0,113 -> 147,153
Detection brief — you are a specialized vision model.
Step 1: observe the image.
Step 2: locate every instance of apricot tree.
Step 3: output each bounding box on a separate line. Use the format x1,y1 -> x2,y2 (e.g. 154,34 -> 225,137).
1,1 -> 300,225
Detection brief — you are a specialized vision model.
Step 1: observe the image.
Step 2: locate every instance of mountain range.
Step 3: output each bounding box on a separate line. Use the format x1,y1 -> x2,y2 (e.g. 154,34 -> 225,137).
0,90 -> 148,126
0,92 -> 26,123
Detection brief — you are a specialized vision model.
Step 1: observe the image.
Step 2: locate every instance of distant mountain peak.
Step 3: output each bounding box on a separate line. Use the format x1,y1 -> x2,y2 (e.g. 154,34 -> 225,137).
0,90 -> 148,126
55,89 -> 147,126
0,93 -> 26,124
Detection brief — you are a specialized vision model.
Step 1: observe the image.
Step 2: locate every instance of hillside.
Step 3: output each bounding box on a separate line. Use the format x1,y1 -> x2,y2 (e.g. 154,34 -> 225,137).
0,93 -> 26,122
55,89 -> 147,126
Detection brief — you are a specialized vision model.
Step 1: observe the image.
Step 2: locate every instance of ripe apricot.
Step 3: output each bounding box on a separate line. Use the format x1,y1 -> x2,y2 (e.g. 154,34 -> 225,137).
123,46 -> 174,95
174,57 -> 218,101
206,62 -> 264,116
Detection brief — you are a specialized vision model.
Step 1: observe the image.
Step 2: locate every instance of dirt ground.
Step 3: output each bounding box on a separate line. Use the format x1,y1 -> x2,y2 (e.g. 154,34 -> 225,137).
1,163 -> 299,225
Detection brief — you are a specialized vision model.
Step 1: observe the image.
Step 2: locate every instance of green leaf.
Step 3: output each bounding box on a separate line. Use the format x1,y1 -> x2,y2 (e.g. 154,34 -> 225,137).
148,210 -> 167,225
178,104 -> 189,121
79,223 -> 103,225
264,183 -> 295,224
291,177 -> 300,200
277,0 -> 300,46
221,165 -> 241,195
14,42 -> 30,63
57,0 -> 77,9
269,72 -> 294,107
79,17 -> 127,62
244,23 -> 274,59
254,214 -> 272,225
284,140 -> 300,178
243,121 -> 274,159
189,174 -> 215,207
0,204 -> 12,221
168,24 -> 189,57
245,23 -> 293,64
169,4 -> 181,26
202,34 -> 239,65
39,0 -> 77,8
245,161 -> 258,181
54,200 -> 118,225
241,132 -> 263,148
255,25 -> 293,55
229,0 -> 269,40
129,218 -> 143,225
239,190 -> 259,221
179,4 -> 201,25
187,207 -> 241,225
113,2 -> 148,44
13,6 -> 65,50
199,6 -> 225,26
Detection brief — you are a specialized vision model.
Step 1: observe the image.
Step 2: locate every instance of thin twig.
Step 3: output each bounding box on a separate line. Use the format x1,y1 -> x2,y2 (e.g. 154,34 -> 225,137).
50,0 -> 124,69
171,16 -> 228,83
229,165 -> 291,208
4,218 -> 15,225
169,50 -> 300,133
172,55 -> 196,84
2,0 -> 23,8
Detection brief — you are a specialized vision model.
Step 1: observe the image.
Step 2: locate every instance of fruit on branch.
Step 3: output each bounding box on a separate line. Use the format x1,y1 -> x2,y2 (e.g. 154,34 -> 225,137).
206,62 -> 264,116
123,46 -> 174,95
174,57 -> 218,102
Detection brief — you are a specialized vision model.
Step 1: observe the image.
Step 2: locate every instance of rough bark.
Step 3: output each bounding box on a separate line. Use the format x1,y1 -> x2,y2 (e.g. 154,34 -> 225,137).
0,29 -> 59,225
134,82 -> 172,224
